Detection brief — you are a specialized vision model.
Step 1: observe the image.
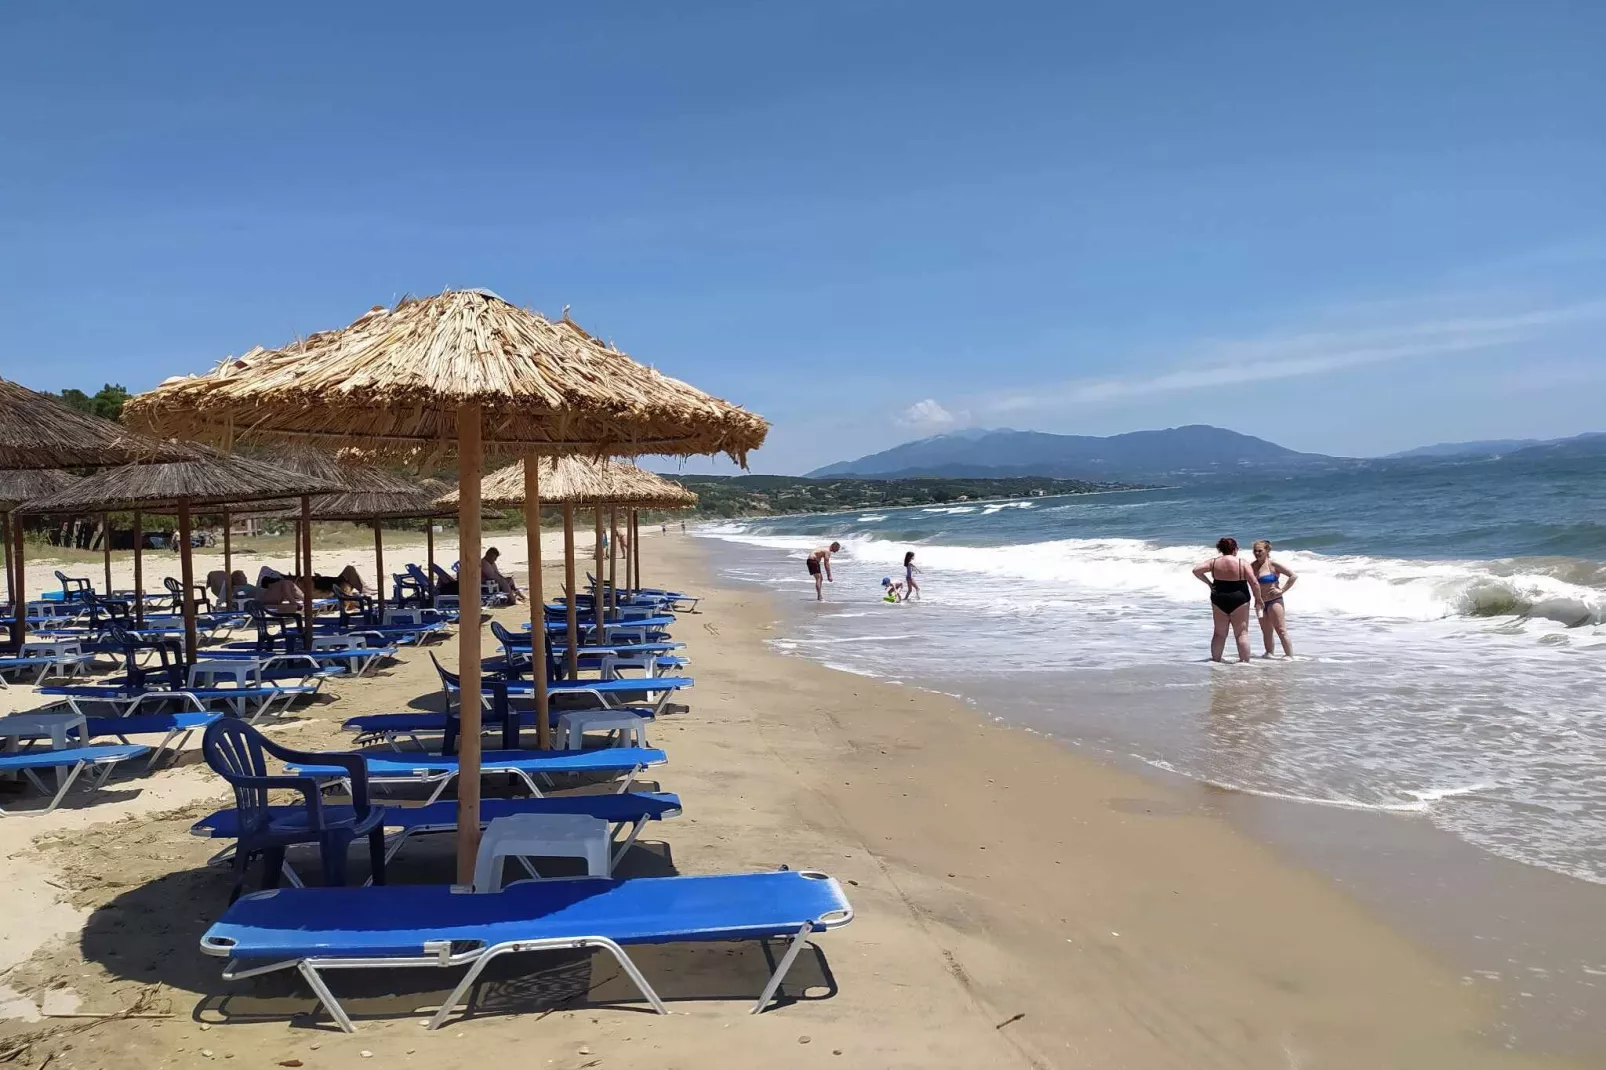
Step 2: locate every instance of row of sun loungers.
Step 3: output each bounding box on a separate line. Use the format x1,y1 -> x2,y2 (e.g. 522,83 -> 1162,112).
4,570 -> 856,1033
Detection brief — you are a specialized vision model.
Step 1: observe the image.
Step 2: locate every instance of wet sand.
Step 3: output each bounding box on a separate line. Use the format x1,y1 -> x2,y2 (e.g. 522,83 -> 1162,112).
0,530 -> 1593,1067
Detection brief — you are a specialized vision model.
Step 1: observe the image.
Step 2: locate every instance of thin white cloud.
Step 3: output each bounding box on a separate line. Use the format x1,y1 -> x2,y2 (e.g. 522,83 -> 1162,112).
897,398 -> 968,430
987,302 -> 1606,415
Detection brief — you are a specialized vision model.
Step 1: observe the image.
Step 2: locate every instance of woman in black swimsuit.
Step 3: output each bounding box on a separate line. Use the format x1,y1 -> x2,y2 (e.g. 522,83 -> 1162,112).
1192,537 -> 1259,663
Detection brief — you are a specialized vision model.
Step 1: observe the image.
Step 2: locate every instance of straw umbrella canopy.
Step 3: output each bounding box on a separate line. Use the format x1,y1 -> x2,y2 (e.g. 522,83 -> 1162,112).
0,469 -> 80,509
234,446 -> 476,618
436,456 -> 698,510
0,377 -> 193,471
1,378 -> 194,646
0,470 -> 81,617
122,288 -> 767,885
436,457 -> 697,657
22,447 -> 344,660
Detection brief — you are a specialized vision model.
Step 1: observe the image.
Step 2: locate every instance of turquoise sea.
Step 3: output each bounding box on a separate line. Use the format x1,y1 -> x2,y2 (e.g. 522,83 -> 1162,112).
698,455 -> 1606,885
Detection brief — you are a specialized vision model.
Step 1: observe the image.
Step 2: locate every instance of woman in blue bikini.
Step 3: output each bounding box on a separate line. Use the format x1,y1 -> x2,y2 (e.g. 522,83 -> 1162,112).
1251,540 -> 1298,657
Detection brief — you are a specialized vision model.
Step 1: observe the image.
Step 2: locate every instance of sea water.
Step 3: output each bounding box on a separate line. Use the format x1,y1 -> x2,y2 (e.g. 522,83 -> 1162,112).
697,456 -> 1606,886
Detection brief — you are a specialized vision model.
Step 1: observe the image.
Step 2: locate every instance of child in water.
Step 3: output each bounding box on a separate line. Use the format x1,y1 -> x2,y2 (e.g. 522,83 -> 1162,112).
903,551 -> 921,600
881,577 -> 905,602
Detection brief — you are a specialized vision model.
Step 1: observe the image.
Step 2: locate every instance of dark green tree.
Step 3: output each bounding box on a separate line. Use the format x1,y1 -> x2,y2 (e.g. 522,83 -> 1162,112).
56,383 -> 131,421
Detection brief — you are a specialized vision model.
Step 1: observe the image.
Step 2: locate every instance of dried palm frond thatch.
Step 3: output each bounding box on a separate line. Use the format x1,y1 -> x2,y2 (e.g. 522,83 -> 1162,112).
236,444 -> 464,520
0,377 -> 195,471
0,469 -> 80,510
434,456 -> 698,509
19,444 -> 343,515
122,290 -> 769,464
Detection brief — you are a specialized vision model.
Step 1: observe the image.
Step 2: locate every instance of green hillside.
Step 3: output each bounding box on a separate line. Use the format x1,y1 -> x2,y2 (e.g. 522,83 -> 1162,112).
657,474 -> 1147,519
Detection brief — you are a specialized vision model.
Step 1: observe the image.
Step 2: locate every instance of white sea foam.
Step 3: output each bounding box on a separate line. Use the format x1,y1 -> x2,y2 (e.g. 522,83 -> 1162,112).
702,529 -> 1606,626
702,524 -> 1606,885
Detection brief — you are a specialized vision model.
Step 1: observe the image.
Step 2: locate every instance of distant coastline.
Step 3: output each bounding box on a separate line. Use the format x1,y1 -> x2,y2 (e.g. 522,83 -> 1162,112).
662,474 -> 1159,520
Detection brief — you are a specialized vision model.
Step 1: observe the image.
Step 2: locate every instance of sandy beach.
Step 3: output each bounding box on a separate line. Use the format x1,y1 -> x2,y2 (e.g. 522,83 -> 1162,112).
0,529 -> 1593,1068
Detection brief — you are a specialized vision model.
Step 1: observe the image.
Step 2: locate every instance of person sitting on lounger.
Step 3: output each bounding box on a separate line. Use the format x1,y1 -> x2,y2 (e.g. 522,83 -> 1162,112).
481,548 -> 524,602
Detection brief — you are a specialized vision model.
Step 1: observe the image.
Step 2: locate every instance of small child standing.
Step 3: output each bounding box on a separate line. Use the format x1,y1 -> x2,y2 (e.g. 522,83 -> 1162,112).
903,551 -> 921,601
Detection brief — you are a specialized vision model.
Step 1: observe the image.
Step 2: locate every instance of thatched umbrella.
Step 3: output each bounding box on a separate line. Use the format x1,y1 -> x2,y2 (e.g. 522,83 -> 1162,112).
241,446 -> 473,621
22,448 -> 343,660
0,470 -> 80,621
0,378 -> 194,645
0,377 -> 193,471
242,492 -> 475,620
122,288 -> 767,885
436,457 -> 697,670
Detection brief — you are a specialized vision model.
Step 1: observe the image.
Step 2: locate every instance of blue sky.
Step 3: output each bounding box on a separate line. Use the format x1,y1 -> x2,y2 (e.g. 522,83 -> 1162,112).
1,1 -> 1602,474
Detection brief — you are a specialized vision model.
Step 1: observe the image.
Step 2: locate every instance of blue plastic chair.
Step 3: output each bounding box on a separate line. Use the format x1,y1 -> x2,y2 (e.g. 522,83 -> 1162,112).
201,719 -> 387,902
55,571 -> 93,603
245,602 -> 306,654
164,575 -> 212,615
104,621 -> 187,692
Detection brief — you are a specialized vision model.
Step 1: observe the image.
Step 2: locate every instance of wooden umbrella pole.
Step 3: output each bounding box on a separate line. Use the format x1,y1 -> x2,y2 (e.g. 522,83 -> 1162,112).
5,513 -> 18,647
178,499 -> 198,663
1,512 -> 13,619
299,497 -> 313,651
563,504 -> 577,679
11,517 -> 24,646
608,505 -> 618,614
222,512 -> 232,610
622,508 -> 632,596
101,513 -> 112,597
523,455 -> 549,749
373,520 -> 385,618
454,402 -> 484,885
593,506 -> 605,642
426,524 -> 436,597
133,511 -> 144,627
633,510 -> 642,595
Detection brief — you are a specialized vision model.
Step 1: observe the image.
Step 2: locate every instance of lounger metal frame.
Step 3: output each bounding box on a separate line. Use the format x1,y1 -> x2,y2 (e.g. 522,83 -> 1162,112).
0,747 -> 149,816
203,871 -> 850,1032
307,754 -> 657,806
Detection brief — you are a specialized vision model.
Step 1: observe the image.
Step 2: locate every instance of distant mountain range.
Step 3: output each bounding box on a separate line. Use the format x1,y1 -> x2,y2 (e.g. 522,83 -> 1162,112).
1385,438 -> 1545,459
807,426 -> 1605,481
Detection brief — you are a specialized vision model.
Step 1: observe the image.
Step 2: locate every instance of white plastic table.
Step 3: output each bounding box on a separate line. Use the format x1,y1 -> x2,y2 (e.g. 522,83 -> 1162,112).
21,637 -> 81,658
19,638 -> 89,679
554,710 -> 650,750
472,813 -> 611,892
189,660 -> 257,689
0,711 -> 86,751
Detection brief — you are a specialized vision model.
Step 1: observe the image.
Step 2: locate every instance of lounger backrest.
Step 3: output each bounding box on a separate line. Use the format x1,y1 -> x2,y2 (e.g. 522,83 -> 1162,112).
427,651 -> 460,711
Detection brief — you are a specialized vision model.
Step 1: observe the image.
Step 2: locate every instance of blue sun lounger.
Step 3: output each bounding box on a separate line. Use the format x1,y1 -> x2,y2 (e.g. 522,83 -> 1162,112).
341,708 -> 577,750
85,711 -> 224,769
200,869 -> 852,1032
0,744 -> 152,815
192,792 -> 683,884
441,675 -> 693,717
587,575 -> 700,612
211,644 -> 395,677
0,652 -> 95,685
286,747 -> 667,804
42,682 -> 319,722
